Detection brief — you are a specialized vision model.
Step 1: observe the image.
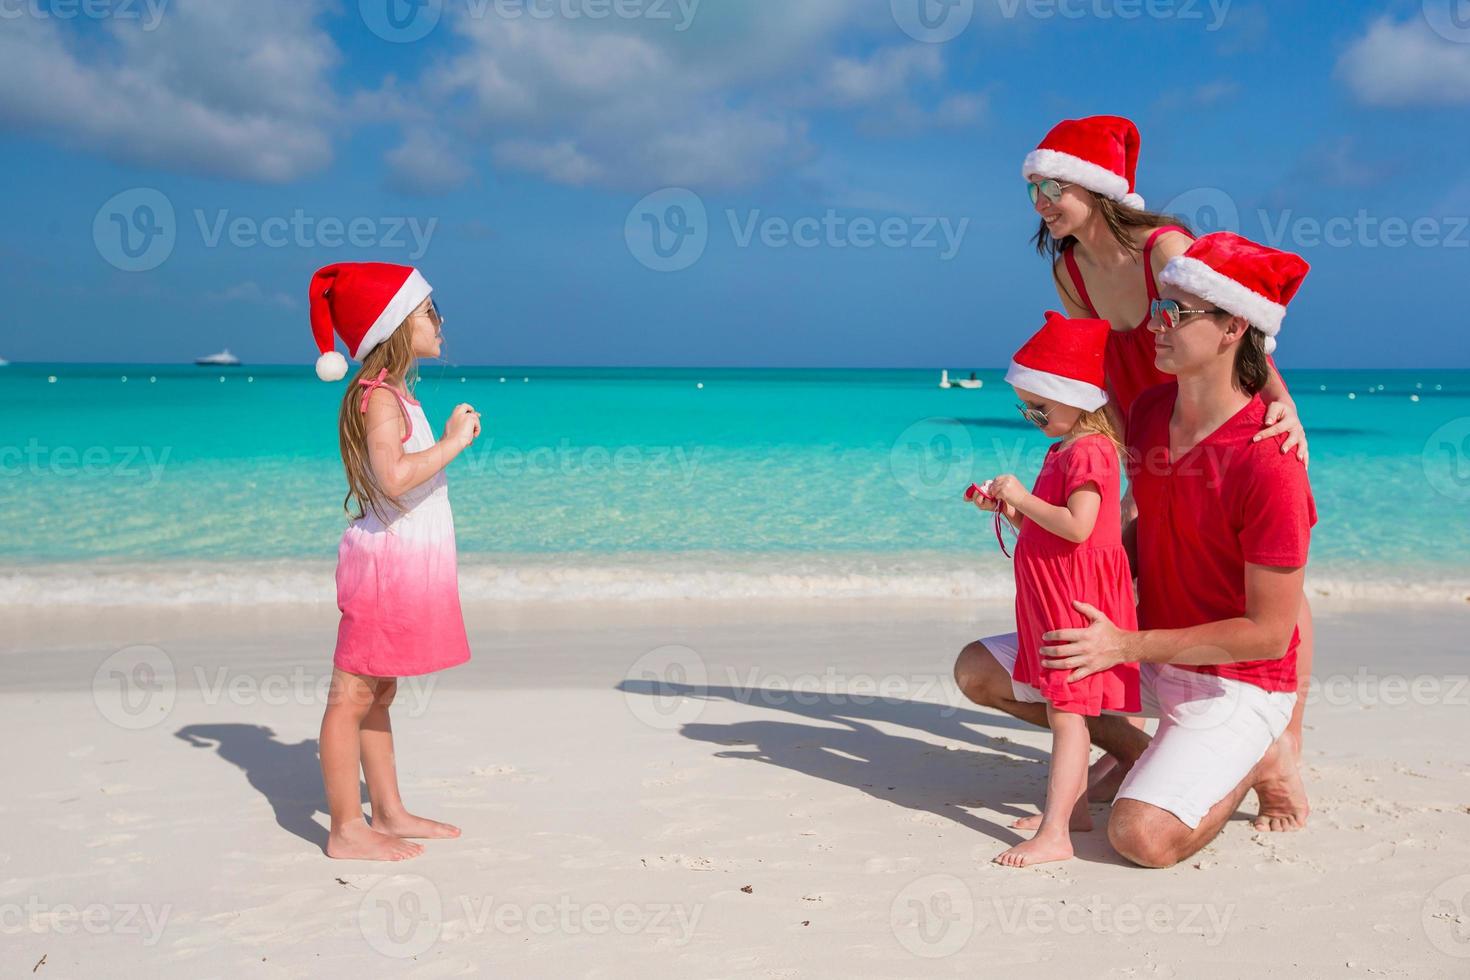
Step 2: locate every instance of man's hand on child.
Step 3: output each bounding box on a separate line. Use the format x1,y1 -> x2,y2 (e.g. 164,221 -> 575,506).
1040,600 -> 1131,681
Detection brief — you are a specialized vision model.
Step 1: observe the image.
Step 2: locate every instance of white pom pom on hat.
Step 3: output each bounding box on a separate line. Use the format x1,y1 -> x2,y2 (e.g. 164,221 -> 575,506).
315,350 -> 348,382
307,262 -> 432,382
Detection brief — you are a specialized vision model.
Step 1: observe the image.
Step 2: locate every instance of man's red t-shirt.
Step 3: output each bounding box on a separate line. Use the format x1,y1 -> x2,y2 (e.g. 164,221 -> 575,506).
1126,383 -> 1316,692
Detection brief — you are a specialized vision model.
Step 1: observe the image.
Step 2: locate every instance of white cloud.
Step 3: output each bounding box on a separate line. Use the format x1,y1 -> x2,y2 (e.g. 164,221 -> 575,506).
1337,15 -> 1470,107
0,0 -> 340,182
396,6 -> 980,192
206,281 -> 296,309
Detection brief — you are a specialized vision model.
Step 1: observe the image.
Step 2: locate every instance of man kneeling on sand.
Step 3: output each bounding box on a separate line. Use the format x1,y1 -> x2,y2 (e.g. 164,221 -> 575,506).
955,232 -> 1315,868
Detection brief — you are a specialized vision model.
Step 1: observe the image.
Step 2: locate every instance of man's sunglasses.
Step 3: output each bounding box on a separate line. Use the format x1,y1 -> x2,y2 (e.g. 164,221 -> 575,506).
1149,298 -> 1224,331
1027,178 -> 1072,205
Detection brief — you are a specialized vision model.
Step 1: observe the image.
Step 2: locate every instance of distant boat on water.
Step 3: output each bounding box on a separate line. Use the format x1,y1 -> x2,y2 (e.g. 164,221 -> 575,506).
0,356 -> 8,367
939,369 -> 982,390
195,349 -> 241,367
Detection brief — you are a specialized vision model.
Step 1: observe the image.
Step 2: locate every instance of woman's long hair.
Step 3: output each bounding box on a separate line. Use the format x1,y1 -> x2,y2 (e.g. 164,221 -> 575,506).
338,322 -> 419,522
1033,193 -> 1193,263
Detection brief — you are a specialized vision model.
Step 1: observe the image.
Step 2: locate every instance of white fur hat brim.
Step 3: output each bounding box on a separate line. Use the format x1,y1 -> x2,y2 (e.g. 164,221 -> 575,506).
1005,361 -> 1109,413
1023,149 -> 1143,210
1158,255 -> 1286,353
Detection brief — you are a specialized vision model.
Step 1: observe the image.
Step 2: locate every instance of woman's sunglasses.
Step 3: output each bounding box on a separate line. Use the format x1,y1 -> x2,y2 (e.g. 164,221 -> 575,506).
1027,178 -> 1072,205
1016,401 -> 1049,428
1149,298 -> 1223,331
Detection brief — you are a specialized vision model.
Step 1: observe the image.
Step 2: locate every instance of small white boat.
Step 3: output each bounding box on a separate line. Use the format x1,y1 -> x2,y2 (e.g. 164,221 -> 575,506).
0,357 -> 8,367
940,369 -> 982,390
195,349 -> 241,367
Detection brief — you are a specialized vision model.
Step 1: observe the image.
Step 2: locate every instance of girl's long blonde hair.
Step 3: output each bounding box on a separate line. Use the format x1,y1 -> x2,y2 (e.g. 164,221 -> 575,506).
1070,403 -> 1125,459
339,321 -> 419,522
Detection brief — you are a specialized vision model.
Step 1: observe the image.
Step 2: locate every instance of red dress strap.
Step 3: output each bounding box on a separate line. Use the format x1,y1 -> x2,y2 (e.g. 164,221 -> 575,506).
1061,246 -> 1100,318
357,368 -> 415,444
1142,225 -> 1193,303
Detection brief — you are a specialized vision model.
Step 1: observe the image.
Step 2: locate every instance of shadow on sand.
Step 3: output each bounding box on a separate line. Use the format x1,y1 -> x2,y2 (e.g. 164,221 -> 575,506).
174,723 -> 364,854
617,679 -> 1129,862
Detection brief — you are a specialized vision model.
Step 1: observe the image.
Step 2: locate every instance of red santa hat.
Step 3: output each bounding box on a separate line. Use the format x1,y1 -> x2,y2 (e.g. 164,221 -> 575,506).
308,262 -> 432,381
1022,115 -> 1145,210
1157,232 -> 1309,355
1004,311 -> 1111,412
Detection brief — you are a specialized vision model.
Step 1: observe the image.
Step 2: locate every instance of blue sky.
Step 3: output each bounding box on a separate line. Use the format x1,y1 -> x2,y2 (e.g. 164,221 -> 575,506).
2,0 -> 1468,368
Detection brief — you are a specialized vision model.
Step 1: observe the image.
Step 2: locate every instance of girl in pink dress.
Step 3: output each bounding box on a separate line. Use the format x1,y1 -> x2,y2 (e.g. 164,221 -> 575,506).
308,262 -> 482,861
973,311 -> 1139,867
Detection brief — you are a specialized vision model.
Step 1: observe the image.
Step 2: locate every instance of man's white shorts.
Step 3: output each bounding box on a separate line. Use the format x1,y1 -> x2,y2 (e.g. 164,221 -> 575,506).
979,631 -> 1296,829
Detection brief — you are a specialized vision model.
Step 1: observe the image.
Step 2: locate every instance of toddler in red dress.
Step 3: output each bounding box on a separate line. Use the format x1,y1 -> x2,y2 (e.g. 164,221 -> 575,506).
974,311 -> 1140,867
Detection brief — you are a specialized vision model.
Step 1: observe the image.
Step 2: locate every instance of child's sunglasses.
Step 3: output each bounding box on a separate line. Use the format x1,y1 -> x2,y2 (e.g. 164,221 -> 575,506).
1149,298 -> 1223,331
1027,178 -> 1072,205
1015,401 -> 1049,428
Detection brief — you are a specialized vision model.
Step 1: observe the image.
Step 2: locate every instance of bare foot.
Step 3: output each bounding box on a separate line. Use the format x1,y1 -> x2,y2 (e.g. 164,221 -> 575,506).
327,820 -> 424,861
1087,754 -> 1128,803
993,834 -> 1074,867
1251,731 -> 1309,832
373,811 -> 462,840
1011,799 -> 1093,832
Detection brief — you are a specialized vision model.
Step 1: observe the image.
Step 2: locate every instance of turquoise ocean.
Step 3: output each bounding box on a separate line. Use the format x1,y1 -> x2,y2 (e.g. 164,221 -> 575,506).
3,363 -> 1468,606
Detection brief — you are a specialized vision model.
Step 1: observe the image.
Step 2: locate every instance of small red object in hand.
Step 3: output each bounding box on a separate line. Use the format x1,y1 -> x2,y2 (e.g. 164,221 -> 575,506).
964,482 -> 1013,558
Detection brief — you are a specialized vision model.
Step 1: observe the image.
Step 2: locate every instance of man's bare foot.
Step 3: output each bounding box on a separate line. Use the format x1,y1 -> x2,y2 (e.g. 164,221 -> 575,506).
326,819 -> 424,861
1087,754 -> 1128,803
1011,799 -> 1092,832
993,834 -> 1073,867
372,811 -> 462,840
1251,731 -> 1309,832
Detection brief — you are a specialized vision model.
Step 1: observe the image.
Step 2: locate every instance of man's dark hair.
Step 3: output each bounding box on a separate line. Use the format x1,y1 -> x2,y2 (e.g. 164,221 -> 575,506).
1233,324 -> 1271,396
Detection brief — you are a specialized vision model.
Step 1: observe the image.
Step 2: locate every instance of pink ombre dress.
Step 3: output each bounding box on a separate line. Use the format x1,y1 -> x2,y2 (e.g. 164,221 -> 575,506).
333,373 -> 471,678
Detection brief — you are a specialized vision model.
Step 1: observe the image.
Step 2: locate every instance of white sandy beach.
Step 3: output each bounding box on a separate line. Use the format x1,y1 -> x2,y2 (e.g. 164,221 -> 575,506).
3,597 -> 1469,978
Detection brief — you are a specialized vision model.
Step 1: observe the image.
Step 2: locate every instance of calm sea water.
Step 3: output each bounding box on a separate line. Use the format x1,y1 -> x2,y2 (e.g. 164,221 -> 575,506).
3,362 -> 1467,604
